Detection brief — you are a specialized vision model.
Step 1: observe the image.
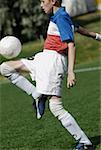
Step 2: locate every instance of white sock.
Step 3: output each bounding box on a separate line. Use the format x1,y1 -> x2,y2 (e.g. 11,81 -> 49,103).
9,73 -> 41,99
60,113 -> 92,145
49,98 -> 92,145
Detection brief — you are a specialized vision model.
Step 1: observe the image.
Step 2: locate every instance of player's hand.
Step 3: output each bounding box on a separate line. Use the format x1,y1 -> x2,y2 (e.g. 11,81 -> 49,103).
67,72 -> 76,89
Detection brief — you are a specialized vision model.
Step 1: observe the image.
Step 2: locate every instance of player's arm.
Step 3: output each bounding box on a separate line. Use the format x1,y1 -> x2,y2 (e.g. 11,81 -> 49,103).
77,26 -> 101,41
56,15 -> 76,88
74,22 -> 101,41
67,42 -> 76,89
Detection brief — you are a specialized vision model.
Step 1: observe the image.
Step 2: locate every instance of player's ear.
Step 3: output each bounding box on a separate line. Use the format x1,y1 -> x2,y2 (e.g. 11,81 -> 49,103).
51,0 -> 57,5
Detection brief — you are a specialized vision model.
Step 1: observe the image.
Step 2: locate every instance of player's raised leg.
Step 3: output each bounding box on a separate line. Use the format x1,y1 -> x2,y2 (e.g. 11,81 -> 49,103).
0,60 -> 46,119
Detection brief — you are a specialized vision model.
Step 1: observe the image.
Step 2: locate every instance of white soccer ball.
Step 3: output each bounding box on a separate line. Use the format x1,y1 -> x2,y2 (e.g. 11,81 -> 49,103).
0,36 -> 22,59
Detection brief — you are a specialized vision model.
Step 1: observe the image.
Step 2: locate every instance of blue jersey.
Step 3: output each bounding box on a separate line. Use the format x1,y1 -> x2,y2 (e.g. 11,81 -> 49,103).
44,7 -> 74,54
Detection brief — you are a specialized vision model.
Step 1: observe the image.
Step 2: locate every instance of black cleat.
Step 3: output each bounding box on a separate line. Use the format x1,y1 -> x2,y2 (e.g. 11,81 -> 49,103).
75,143 -> 96,150
33,95 -> 47,119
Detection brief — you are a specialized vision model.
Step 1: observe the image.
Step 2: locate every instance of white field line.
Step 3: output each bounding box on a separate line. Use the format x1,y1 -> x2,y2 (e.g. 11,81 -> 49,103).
74,66 -> 101,73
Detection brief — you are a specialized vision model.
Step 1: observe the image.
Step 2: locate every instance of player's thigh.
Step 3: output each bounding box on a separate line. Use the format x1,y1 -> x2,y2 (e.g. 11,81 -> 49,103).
5,60 -> 29,72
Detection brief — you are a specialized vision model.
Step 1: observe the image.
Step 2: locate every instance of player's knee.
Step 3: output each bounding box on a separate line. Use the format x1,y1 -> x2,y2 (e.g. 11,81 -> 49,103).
49,97 -> 69,120
0,62 -> 14,76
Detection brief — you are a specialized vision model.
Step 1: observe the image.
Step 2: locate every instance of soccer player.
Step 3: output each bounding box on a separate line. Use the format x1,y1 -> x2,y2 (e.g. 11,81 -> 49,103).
0,0 -> 95,149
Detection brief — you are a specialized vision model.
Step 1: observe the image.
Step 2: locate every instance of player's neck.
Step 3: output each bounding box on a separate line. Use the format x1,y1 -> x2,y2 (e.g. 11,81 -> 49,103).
53,6 -> 60,14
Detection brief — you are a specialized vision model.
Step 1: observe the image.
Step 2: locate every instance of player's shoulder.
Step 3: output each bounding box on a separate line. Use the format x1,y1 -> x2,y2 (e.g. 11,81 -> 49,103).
51,7 -> 72,26
53,7 -> 69,19
58,7 -> 70,18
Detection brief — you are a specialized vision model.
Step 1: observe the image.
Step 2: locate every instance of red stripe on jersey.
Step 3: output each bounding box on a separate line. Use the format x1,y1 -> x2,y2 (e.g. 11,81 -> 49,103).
44,34 -> 68,54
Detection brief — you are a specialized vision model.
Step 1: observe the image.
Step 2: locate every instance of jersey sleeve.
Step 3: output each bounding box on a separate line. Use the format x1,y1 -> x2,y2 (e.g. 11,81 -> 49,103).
72,21 -> 80,32
56,15 -> 74,42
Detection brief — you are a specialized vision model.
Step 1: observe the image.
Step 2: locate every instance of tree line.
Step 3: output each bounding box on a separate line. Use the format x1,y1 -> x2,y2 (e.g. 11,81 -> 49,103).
0,0 -> 49,42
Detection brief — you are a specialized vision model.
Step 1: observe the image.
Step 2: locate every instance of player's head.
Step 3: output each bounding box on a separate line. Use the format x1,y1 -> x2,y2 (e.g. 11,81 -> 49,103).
40,0 -> 62,14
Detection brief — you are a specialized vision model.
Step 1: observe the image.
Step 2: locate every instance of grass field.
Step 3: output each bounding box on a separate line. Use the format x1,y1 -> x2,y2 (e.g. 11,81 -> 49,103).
0,12 -> 101,150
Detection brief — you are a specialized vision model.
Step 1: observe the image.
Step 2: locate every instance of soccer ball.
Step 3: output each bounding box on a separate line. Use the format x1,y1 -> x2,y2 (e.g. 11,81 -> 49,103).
0,36 -> 22,59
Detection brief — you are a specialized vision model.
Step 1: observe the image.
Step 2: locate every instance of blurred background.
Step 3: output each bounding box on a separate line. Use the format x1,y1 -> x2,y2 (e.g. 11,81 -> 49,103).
0,0 -> 100,43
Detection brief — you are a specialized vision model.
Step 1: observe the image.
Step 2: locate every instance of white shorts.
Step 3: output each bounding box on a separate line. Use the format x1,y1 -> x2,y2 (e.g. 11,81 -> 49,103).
21,50 -> 67,96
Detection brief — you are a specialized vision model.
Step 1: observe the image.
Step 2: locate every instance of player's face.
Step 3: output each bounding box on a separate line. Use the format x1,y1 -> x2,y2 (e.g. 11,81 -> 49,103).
40,0 -> 56,14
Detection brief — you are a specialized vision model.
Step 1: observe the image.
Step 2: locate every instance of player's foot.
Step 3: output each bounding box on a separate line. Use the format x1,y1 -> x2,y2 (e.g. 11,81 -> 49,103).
75,143 -> 95,150
33,95 -> 47,119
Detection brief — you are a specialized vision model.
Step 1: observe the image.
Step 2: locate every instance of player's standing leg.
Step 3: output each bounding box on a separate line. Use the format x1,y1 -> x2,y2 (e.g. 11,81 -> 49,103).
49,96 -> 95,150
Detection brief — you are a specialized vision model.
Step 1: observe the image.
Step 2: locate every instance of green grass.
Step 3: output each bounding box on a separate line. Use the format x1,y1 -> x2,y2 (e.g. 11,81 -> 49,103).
0,12 -> 101,150
0,66 -> 100,150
